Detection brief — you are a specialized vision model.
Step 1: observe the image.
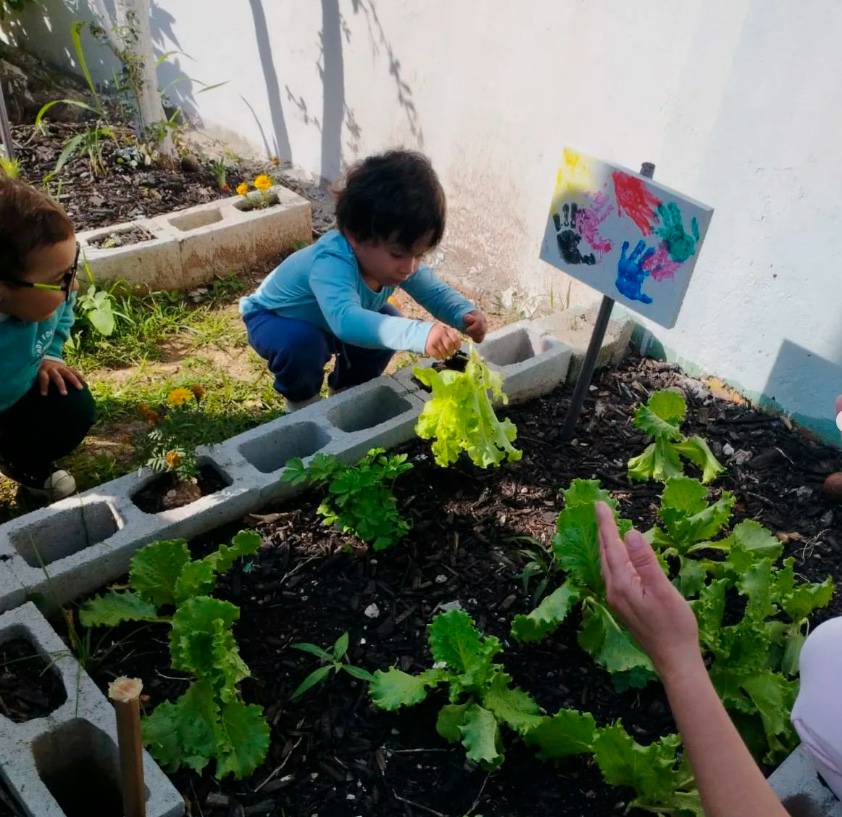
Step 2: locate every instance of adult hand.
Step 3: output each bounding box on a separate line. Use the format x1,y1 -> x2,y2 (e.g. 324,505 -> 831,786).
595,501 -> 701,678
425,322 -> 462,360
463,310 -> 488,343
38,359 -> 85,396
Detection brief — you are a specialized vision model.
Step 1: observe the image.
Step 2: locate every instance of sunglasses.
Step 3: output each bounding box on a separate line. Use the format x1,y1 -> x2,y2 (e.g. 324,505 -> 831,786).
3,242 -> 81,302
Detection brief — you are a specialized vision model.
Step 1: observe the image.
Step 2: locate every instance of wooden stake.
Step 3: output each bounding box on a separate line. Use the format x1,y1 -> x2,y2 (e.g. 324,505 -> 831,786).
108,677 -> 146,817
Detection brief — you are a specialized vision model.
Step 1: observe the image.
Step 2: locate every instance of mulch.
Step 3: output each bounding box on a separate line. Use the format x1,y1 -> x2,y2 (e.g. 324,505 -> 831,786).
3,353 -> 841,817
10,122 -> 252,233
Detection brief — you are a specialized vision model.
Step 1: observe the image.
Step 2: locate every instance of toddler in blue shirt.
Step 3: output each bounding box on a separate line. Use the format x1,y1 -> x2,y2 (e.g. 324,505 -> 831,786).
240,150 -> 488,408
0,177 -> 94,499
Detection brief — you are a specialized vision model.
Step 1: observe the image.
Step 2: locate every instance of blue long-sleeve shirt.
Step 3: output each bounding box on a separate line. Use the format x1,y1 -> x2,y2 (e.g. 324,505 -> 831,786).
0,295 -> 76,412
239,230 -> 475,352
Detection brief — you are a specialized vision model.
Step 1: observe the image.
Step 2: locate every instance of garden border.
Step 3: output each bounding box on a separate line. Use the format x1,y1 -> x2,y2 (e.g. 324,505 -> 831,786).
77,185 -> 312,292
0,602 -> 183,817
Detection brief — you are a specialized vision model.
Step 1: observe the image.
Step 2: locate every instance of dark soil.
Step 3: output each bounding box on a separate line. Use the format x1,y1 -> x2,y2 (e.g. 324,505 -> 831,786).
132,463 -> 230,514
11,122 -> 251,232
86,223 -> 156,248
0,638 -> 67,722
64,354 -> 842,817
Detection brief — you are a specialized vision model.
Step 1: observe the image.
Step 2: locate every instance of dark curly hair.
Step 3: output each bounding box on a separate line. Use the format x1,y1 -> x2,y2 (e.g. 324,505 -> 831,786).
0,176 -> 74,277
335,150 -> 446,249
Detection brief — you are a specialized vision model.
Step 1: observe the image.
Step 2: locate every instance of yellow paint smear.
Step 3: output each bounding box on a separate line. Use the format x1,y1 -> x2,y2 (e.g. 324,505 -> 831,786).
550,148 -> 596,213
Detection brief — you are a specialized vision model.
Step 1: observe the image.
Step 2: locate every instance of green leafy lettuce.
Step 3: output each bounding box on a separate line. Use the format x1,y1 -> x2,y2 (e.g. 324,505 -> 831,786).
370,609 -> 543,767
414,345 -> 521,468
627,390 -> 724,484
510,480 -> 655,690
80,532 -> 269,778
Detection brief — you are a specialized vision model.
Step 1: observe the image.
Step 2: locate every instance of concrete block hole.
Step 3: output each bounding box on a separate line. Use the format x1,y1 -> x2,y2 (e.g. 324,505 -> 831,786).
233,193 -> 280,212
131,460 -> 232,514
168,208 -> 223,231
327,386 -> 413,432
238,421 -> 331,474
480,327 -> 546,366
0,626 -> 67,721
9,501 -> 120,568
33,719 -> 147,817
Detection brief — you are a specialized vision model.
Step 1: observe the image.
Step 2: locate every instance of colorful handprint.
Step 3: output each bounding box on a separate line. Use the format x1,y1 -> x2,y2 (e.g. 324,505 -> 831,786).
612,172 -> 661,235
576,191 -> 613,257
553,203 -> 596,265
655,202 -> 699,263
615,240 -> 656,304
642,243 -> 681,282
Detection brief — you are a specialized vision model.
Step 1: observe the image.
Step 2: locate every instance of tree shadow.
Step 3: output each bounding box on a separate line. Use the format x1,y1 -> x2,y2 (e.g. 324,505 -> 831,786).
247,0 -> 292,162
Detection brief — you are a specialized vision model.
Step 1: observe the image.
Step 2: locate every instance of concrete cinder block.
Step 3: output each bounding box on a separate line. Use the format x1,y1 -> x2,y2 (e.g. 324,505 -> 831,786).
0,453 -> 256,613
769,745 -> 842,816
323,376 -> 425,462
0,561 -> 26,614
78,219 -> 182,293
80,185 -> 311,293
477,321 -> 572,403
151,185 -> 311,290
533,304 -> 634,383
0,603 -> 183,817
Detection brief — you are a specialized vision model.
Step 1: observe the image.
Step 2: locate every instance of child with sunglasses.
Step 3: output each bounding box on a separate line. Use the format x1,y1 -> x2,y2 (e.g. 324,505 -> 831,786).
0,177 -> 94,500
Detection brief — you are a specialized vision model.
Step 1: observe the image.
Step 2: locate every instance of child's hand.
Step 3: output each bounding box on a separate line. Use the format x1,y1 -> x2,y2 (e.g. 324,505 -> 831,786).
463,310 -> 488,343
38,359 -> 85,396
425,322 -> 463,359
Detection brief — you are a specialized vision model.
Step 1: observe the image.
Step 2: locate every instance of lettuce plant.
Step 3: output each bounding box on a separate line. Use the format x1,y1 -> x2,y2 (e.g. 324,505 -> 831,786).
283,448 -> 413,551
627,390 -> 724,484
413,345 -> 521,468
80,532 -> 269,779
510,480 -> 655,690
370,609 -> 544,768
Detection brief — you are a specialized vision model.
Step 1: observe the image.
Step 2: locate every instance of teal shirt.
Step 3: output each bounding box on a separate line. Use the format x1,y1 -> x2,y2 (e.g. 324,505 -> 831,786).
240,230 -> 475,353
0,295 -> 76,412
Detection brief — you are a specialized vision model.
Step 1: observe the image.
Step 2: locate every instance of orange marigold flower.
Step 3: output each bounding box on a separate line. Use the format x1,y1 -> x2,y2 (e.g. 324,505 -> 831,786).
138,404 -> 160,425
253,174 -> 272,192
166,387 -> 193,407
236,182 -> 249,196
189,383 -> 206,400
164,450 -> 182,469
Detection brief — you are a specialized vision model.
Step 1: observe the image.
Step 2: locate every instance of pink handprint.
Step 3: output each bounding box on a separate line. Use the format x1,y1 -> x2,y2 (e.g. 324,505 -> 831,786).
643,243 -> 681,282
576,192 -> 613,257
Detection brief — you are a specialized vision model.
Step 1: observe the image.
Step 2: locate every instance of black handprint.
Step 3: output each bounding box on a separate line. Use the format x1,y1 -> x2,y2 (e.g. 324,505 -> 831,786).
553,202 -> 596,265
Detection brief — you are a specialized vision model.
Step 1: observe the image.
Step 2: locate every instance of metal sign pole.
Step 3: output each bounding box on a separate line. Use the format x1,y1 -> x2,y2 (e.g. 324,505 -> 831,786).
0,81 -> 14,161
561,161 -> 655,439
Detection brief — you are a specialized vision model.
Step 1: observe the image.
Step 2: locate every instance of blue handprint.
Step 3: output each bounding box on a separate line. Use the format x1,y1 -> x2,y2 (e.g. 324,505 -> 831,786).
615,240 -> 656,304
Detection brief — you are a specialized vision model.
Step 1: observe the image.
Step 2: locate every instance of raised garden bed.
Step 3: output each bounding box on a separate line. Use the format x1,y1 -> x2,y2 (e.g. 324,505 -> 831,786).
56,354 -> 841,817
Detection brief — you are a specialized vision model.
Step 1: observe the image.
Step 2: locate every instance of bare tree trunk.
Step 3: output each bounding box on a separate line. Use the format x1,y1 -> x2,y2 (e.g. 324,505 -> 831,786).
92,0 -> 176,162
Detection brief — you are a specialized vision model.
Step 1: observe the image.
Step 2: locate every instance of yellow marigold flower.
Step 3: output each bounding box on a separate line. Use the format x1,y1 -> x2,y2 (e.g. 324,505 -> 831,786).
164,450 -> 182,469
253,174 -> 273,192
189,383 -> 206,400
167,387 -> 193,407
236,182 -> 249,196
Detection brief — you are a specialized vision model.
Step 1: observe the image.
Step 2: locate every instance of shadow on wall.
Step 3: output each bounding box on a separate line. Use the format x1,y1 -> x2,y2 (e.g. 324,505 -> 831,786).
761,339 -> 842,447
246,0 -> 292,163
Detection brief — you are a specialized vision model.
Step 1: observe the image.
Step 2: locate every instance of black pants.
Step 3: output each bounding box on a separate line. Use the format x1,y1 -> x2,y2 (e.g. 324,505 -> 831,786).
0,379 -> 96,486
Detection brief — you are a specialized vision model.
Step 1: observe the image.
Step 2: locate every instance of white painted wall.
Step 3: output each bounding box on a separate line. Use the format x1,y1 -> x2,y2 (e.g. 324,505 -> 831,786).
6,0 -> 842,442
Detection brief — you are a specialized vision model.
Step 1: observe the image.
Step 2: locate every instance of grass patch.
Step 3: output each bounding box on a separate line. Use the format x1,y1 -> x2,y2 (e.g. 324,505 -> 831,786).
0,275 -> 282,524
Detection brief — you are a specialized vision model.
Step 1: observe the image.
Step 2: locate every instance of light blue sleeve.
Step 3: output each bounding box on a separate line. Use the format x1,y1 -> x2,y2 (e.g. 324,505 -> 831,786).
400,266 -> 475,328
310,253 -> 433,353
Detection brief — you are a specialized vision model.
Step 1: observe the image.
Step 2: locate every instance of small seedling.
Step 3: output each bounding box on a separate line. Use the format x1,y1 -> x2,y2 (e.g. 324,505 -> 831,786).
290,632 -> 373,700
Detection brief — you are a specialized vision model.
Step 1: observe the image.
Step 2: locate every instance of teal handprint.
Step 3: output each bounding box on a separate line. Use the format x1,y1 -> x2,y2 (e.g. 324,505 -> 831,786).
655,203 -> 699,263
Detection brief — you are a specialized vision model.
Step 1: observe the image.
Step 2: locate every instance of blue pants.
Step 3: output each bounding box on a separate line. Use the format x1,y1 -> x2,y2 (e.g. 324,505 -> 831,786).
244,305 -> 399,401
